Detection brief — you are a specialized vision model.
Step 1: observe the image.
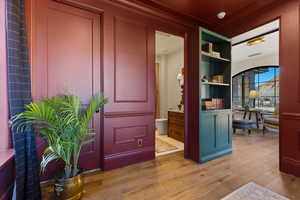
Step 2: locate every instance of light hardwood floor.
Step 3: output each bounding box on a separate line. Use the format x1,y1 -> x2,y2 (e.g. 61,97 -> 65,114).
42,131 -> 300,200
156,135 -> 184,156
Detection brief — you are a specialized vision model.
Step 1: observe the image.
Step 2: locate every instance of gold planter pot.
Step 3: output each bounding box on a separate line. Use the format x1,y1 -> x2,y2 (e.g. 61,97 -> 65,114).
54,174 -> 84,200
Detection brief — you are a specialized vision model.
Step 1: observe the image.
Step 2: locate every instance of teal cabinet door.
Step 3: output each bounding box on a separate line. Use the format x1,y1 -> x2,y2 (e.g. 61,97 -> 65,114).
199,110 -> 232,163
216,113 -> 232,150
200,113 -> 216,157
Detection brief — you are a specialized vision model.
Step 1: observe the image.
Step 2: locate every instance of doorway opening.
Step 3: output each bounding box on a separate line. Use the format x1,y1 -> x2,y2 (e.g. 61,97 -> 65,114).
231,20 -> 280,157
154,31 -> 185,156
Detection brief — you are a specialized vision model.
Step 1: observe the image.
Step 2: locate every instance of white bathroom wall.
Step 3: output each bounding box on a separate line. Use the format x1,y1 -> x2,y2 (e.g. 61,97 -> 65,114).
156,55 -> 168,118
156,48 -> 184,119
167,49 -> 184,112
155,31 -> 184,119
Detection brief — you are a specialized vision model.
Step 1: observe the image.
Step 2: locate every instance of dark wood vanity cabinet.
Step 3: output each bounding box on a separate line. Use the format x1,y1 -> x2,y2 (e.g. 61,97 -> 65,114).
168,111 -> 184,142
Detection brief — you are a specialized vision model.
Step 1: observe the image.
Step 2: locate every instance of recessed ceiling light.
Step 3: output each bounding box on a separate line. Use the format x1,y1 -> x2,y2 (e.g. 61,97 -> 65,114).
217,12 -> 226,19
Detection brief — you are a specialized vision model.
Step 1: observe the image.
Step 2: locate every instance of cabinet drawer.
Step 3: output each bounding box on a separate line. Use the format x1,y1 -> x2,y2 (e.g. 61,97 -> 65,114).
168,118 -> 184,126
168,127 -> 184,142
168,111 -> 184,125
168,111 -> 184,118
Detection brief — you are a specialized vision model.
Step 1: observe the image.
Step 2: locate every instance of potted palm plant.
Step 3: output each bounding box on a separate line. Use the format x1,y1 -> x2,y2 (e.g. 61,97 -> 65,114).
12,94 -> 107,200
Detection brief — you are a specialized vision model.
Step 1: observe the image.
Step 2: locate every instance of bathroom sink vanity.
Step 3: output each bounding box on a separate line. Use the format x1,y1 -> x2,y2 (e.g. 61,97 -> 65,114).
168,111 -> 184,142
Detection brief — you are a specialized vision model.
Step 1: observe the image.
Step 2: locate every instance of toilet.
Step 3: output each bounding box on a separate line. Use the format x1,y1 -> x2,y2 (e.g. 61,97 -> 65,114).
155,119 -> 168,135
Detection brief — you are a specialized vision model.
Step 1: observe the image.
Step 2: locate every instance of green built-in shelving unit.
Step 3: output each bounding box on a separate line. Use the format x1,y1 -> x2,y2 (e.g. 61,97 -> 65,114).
199,27 -> 232,163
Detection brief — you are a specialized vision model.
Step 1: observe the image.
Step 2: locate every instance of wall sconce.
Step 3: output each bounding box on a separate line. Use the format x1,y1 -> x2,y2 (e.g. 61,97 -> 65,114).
177,68 -> 184,111
177,72 -> 184,86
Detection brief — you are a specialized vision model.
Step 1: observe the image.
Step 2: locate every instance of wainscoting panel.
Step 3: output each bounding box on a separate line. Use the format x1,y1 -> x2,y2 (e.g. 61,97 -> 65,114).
280,113 -> 300,177
104,114 -> 155,170
114,125 -> 148,145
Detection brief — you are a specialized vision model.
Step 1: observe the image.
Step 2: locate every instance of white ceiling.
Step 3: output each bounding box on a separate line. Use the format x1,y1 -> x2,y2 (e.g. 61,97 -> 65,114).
155,22 -> 279,63
232,30 -> 279,63
232,20 -> 279,44
155,31 -> 184,56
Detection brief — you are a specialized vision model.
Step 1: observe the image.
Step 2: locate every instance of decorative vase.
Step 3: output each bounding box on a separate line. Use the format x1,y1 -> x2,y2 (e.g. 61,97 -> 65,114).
54,174 -> 84,200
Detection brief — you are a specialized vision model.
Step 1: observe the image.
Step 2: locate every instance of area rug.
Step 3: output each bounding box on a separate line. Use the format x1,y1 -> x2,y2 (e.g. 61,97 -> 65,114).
156,137 -> 178,153
222,182 -> 289,200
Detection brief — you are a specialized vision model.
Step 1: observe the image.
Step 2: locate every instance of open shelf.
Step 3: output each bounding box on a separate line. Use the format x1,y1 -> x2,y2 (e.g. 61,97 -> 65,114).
202,82 -> 230,86
201,51 -> 231,63
199,27 -> 232,163
201,28 -> 231,43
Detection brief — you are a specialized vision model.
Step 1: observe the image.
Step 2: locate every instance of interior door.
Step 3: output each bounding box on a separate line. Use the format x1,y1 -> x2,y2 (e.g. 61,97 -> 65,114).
33,0 -> 102,177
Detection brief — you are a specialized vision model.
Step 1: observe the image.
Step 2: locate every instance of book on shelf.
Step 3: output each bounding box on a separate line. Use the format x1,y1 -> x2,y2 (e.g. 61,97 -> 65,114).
202,98 -> 225,110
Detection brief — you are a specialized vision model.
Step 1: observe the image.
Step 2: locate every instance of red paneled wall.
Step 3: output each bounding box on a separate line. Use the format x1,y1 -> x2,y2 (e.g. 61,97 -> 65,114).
216,0 -> 300,177
28,0 -> 200,180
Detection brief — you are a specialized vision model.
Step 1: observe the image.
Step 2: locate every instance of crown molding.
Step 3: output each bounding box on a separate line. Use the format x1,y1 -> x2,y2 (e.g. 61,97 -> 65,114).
104,0 -> 210,29
129,0 -> 211,25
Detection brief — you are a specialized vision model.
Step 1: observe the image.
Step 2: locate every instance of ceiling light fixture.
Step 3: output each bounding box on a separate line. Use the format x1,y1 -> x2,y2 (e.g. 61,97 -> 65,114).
217,12 -> 226,19
247,37 -> 265,46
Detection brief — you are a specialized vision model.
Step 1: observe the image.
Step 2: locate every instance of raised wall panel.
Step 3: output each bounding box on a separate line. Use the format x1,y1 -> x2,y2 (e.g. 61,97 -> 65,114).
104,115 -> 154,155
114,125 -> 148,145
104,115 -> 155,170
47,7 -> 94,103
114,17 -> 148,103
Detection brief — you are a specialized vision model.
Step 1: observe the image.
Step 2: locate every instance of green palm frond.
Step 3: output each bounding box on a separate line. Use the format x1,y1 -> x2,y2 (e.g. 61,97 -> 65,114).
41,152 -> 59,173
11,93 -> 108,179
80,94 -> 108,128
12,102 -> 60,133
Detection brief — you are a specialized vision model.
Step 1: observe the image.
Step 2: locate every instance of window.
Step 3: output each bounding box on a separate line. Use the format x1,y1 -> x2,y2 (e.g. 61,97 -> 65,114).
232,66 -> 280,112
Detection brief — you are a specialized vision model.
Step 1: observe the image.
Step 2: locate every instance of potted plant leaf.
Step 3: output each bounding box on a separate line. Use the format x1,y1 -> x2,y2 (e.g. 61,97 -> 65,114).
12,94 -> 108,200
